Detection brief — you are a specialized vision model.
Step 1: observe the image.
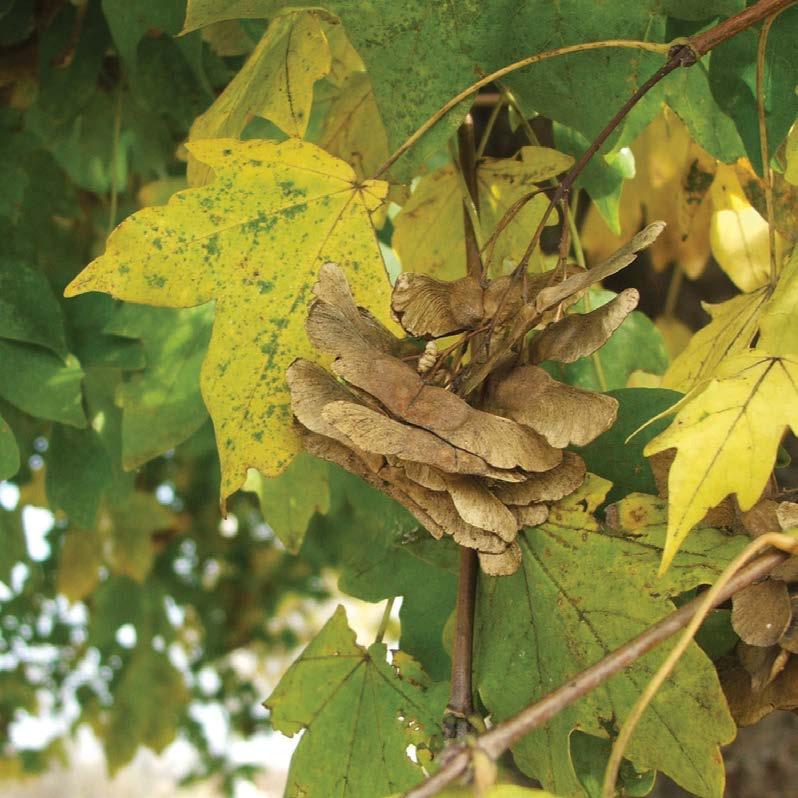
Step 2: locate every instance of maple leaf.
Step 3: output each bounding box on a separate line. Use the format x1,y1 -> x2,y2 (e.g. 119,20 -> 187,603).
265,605 -> 448,798
645,351 -> 798,570
475,476 -> 739,798
709,164 -> 772,292
759,248 -> 798,357
393,147 -> 573,279
187,10 -> 332,185
65,138 -> 393,501
662,287 -> 768,392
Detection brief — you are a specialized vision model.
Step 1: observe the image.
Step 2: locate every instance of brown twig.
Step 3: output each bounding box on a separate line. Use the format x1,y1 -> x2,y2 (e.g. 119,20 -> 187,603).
443,119 -> 484,741
404,549 -> 787,797
372,39 -> 671,179
446,546 -> 479,739
481,0 -> 795,353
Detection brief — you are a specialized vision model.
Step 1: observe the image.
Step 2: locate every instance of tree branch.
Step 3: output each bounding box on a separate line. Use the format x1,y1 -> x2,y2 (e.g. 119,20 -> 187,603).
444,118 -> 483,740
405,549 -> 788,797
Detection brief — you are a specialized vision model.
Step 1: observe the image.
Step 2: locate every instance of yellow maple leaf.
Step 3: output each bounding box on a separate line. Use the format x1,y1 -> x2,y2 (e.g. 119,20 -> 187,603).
645,351 -> 798,571
662,288 -> 768,392
393,146 -> 572,279
581,110 -> 715,279
188,10 -> 332,185
759,248 -> 798,356
66,138 -> 392,501
785,123 -> 798,186
318,71 -> 389,181
709,164 -> 771,292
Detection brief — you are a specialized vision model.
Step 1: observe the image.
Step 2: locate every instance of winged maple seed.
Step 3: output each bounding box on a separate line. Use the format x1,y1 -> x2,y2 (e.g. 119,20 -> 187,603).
288,226 -> 662,574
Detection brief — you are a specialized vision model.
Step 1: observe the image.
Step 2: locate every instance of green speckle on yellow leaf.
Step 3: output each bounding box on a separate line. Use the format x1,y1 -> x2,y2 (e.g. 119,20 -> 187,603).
65,138 -> 393,501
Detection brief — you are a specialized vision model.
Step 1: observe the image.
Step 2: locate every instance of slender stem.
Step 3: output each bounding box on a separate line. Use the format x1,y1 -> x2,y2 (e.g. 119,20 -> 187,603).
404,549 -> 787,798
444,121 -> 484,740
688,0 -> 795,56
107,88 -> 123,236
603,533 -> 798,796
458,115 -> 484,281
476,98 -> 505,159
372,39 -> 670,179
756,13 -> 780,283
375,597 -> 395,644
512,52 -> 683,278
447,546 -> 478,739
663,264 -> 684,318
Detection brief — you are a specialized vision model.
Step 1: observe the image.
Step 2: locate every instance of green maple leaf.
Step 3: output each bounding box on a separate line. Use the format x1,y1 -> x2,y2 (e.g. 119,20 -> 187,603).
475,476 -> 743,798
266,605 -> 448,798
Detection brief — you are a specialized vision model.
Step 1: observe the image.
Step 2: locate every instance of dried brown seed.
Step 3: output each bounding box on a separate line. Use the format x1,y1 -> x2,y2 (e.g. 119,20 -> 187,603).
771,557 -> 798,583
739,498 -> 781,537
392,471 -> 507,553
779,593 -> 798,654
391,273 -> 484,337
487,365 -> 618,448
493,451 -> 586,506
528,288 -> 640,364
736,640 -> 789,692
333,352 -> 562,472
731,580 -> 793,647
510,503 -> 549,527
443,475 -> 518,542
534,221 -> 665,314
314,262 -> 398,354
321,400 -> 499,478
478,542 -> 522,576
286,360 -> 375,456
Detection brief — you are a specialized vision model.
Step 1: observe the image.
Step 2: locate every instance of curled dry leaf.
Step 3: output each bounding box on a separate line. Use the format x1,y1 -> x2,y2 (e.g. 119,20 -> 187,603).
486,365 -> 618,448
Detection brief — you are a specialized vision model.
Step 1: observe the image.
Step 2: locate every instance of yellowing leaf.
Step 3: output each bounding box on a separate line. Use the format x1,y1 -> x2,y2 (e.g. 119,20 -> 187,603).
786,123 -> 798,186
582,111 -> 715,279
662,288 -> 768,392
759,248 -> 798,356
393,147 -> 572,280
646,351 -> 798,571
65,138 -> 392,500
709,164 -> 771,291
318,71 -> 389,181
188,11 -> 331,185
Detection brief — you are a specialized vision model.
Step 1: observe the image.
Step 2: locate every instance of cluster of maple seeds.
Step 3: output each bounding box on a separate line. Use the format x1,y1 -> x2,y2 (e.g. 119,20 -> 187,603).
286,224 -> 663,575
721,501 -> 798,724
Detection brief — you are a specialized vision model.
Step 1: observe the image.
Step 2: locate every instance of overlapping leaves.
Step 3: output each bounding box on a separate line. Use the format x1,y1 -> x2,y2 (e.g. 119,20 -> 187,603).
66,137 -> 394,499
475,477 -> 743,798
